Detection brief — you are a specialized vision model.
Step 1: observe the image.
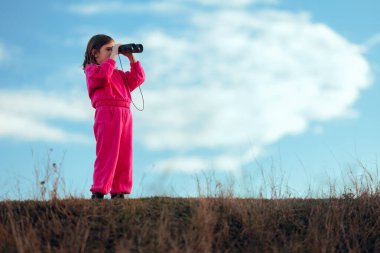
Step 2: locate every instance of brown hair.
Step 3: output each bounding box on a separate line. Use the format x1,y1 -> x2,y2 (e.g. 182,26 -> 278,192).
82,34 -> 114,69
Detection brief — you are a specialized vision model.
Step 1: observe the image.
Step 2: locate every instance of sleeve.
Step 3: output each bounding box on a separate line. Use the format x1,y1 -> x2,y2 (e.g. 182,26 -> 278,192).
85,58 -> 116,89
124,61 -> 146,92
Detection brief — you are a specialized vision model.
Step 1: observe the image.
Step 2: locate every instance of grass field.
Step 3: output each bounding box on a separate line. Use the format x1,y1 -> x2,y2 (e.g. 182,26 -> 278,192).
1,194 -> 380,252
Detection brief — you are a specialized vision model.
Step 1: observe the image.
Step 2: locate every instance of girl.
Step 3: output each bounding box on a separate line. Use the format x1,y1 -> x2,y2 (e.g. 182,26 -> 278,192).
82,34 -> 145,199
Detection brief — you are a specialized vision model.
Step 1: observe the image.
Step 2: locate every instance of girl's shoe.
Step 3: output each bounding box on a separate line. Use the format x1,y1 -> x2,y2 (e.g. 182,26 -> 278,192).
111,193 -> 125,199
91,192 -> 105,199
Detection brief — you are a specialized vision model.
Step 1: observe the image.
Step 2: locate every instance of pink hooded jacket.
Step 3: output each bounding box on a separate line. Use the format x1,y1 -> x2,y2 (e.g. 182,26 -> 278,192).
84,58 -> 145,108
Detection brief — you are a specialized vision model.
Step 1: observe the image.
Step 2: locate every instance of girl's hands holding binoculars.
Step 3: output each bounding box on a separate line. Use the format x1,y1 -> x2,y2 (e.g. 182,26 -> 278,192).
121,52 -> 137,63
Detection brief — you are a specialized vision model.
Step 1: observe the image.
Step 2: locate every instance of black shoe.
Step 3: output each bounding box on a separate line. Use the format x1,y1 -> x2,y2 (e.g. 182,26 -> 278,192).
111,193 -> 125,199
91,192 -> 105,199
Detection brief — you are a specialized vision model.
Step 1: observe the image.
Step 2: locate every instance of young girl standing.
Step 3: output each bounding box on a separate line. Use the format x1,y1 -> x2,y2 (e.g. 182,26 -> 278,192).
82,34 -> 145,199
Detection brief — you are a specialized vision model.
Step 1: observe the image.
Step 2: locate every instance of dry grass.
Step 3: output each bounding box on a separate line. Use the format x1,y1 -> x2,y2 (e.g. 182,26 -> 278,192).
1,194 -> 380,253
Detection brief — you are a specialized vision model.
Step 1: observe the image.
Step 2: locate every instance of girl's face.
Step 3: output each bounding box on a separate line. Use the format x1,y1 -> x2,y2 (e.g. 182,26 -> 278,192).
94,41 -> 115,64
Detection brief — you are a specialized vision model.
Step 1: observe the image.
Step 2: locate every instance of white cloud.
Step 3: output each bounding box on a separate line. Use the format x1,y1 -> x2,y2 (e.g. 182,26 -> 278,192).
153,147 -> 261,173
0,112 -> 88,143
67,0 -> 279,15
193,0 -> 279,7
154,156 -> 210,173
0,89 -> 92,143
363,33 -> 380,51
133,9 -> 372,172
67,2 -> 187,15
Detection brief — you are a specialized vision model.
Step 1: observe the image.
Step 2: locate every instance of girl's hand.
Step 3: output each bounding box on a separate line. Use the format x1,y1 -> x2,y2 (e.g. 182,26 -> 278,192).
111,44 -> 121,59
122,52 -> 137,63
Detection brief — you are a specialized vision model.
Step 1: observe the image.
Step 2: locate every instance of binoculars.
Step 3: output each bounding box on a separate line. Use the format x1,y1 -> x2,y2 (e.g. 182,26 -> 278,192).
118,43 -> 144,54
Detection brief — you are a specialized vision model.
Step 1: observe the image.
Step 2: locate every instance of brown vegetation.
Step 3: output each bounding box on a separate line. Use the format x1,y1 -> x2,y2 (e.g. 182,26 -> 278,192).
1,194 -> 380,253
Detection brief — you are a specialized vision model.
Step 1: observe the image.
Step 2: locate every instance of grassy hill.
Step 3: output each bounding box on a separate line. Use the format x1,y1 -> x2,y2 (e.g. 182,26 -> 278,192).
1,195 -> 380,252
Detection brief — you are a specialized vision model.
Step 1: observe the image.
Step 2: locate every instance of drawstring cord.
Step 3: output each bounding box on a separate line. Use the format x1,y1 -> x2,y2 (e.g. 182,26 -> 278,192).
118,54 -> 145,111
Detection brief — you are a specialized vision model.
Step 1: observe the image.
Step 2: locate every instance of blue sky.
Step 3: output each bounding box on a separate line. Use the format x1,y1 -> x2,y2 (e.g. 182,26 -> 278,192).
1,0 -> 380,199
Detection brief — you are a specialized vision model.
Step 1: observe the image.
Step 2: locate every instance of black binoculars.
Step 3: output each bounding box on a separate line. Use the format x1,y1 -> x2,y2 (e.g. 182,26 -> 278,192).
118,43 -> 143,54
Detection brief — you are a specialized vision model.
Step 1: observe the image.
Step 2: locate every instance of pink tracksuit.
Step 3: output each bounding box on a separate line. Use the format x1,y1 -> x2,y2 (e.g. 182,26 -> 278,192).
84,58 -> 145,195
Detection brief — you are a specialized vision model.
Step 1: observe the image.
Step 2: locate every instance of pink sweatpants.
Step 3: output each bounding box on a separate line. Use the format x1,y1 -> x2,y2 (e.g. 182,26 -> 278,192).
90,105 -> 133,194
